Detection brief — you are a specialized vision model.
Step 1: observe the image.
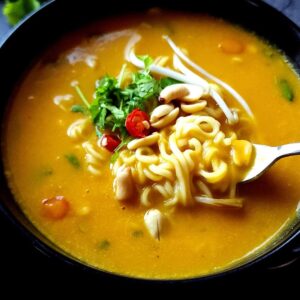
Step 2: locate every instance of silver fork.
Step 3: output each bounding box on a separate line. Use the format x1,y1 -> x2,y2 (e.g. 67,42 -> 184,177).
241,143 -> 300,183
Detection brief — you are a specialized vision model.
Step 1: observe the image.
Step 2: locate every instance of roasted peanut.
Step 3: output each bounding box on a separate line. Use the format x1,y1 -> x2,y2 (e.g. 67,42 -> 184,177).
114,166 -> 134,201
127,133 -> 159,150
144,209 -> 164,240
150,104 -> 179,129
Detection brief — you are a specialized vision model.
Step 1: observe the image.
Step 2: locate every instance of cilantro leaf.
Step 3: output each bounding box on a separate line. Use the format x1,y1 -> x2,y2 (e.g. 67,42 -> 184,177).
95,126 -> 103,138
71,104 -> 86,114
159,77 -> 181,89
101,104 -> 125,120
73,85 -> 91,108
3,0 -> 41,26
89,68 -> 181,143
137,55 -> 153,72
110,136 -> 133,163
90,75 -> 120,122
95,76 -> 118,96
101,104 -> 126,132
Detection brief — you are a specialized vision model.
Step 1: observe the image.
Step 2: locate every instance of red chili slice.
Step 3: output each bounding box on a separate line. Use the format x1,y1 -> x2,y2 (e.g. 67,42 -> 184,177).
125,109 -> 150,138
100,134 -> 121,152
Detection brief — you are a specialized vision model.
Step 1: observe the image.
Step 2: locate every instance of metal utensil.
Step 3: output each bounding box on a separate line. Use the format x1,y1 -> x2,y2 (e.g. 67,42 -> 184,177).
241,143 -> 300,183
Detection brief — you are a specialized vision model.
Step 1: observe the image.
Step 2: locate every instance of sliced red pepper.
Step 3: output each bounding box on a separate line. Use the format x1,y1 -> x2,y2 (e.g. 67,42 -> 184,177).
100,134 -> 121,152
125,109 -> 150,138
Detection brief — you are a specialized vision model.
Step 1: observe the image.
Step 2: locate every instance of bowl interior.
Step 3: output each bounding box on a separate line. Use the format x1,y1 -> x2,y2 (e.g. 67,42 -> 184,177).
0,0 -> 299,281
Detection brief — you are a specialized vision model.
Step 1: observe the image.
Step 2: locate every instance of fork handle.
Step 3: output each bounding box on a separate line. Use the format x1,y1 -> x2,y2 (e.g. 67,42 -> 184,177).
276,143 -> 300,158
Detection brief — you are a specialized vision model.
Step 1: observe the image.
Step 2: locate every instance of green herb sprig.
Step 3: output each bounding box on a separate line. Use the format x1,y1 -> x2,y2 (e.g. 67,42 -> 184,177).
3,0 -> 41,25
64,154 -> 81,169
90,61 -> 179,139
72,56 -> 179,146
277,78 -> 294,102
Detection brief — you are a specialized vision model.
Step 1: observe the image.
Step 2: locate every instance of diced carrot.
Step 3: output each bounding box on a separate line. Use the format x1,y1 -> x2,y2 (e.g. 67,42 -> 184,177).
218,39 -> 244,54
41,196 -> 69,220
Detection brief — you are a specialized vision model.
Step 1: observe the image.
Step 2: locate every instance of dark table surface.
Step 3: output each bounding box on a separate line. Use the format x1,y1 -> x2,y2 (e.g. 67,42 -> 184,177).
0,0 -> 299,293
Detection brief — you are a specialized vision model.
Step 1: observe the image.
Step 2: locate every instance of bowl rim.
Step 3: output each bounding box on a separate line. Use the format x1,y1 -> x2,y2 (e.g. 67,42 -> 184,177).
0,0 -> 299,283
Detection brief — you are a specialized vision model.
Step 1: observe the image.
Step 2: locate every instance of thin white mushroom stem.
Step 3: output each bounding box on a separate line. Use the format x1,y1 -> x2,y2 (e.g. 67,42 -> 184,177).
124,33 -> 142,61
127,44 -> 235,123
124,33 -> 245,124
194,196 -> 243,208
173,54 -> 209,90
210,89 -> 238,124
124,34 -> 210,88
128,50 -> 208,87
163,35 -> 254,118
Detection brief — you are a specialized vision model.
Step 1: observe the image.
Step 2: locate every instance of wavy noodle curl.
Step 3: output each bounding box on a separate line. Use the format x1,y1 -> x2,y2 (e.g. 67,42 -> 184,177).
82,139 -> 110,176
67,118 -> 93,141
113,101 -> 253,208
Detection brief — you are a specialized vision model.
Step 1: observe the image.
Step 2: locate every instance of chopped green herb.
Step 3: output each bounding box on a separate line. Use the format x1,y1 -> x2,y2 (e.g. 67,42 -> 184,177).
70,61 -> 180,146
3,0 -> 41,26
97,239 -> 110,250
110,151 -> 120,164
34,166 -> 53,183
159,77 -> 181,89
38,166 -> 53,177
64,154 -> 80,169
89,75 -> 121,133
263,48 -> 276,58
117,63 -> 128,88
90,70 -> 179,142
71,104 -> 87,114
73,84 -> 91,108
110,152 -> 120,163
132,230 -> 144,238
95,126 -> 103,138
110,136 -> 133,163
137,55 -> 153,71
277,79 -> 294,102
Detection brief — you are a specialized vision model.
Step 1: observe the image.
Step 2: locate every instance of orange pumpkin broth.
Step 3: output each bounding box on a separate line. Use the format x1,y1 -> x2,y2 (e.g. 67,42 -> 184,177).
3,12 -> 300,279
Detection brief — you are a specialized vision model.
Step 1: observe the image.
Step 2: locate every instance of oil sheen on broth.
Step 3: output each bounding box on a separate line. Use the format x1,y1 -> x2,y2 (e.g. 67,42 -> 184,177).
3,11 -> 300,279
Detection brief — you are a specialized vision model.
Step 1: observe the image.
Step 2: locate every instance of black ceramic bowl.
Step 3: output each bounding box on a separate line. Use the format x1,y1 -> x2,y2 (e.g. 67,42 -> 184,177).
0,0 -> 299,284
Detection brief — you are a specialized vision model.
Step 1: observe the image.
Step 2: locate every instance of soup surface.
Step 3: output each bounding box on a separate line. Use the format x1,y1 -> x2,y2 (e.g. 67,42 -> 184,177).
3,11 -> 300,279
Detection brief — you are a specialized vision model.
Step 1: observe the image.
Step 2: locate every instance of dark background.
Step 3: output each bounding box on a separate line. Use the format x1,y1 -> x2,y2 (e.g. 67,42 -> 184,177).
0,0 -> 299,293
